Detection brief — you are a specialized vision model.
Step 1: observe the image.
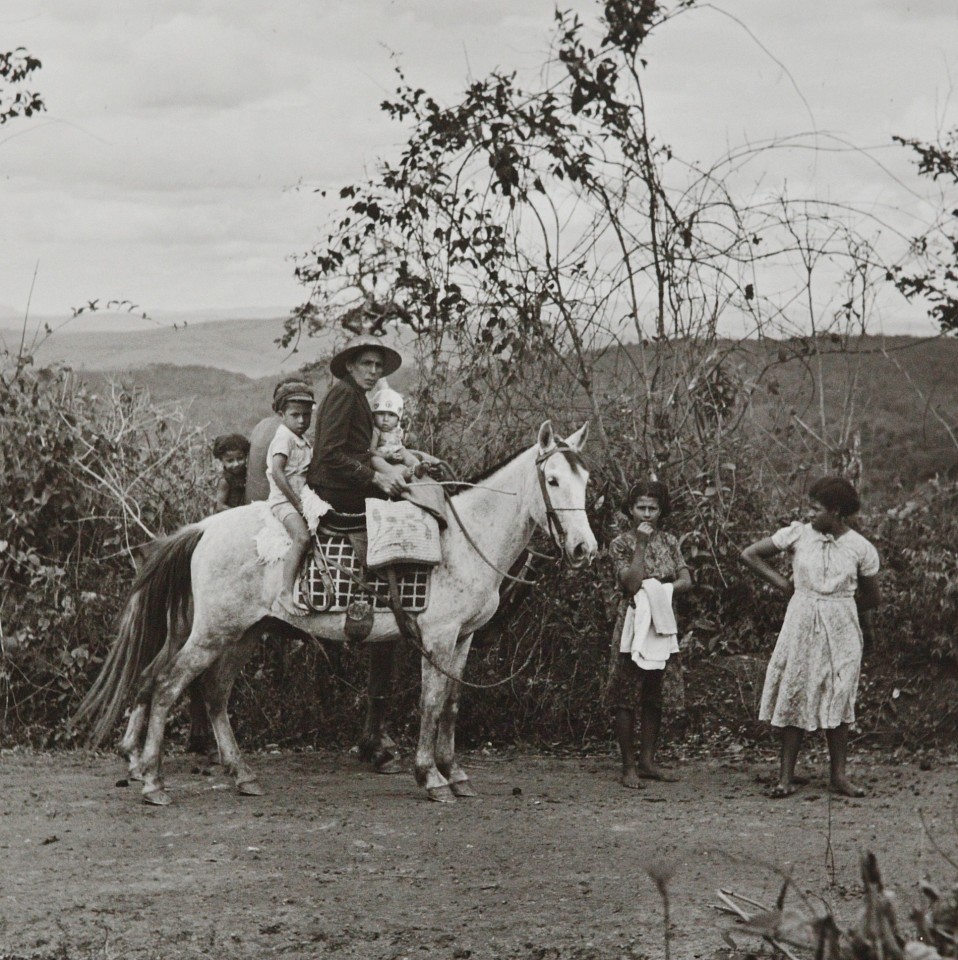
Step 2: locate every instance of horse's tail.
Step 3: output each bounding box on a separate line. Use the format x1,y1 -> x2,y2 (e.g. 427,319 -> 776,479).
73,524 -> 204,747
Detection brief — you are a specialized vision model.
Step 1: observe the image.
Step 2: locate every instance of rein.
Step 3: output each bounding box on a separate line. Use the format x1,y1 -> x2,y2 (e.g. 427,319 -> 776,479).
301,441 -> 587,690
446,442 -> 586,585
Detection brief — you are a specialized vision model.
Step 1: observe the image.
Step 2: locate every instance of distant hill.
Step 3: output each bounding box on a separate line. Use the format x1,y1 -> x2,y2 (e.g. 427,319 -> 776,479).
12,318 -> 952,495
81,362 -> 417,438
0,316 -> 372,378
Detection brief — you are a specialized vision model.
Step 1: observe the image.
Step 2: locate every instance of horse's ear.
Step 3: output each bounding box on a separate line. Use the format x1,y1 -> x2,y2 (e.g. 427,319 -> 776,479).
566,421 -> 590,452
537,420 -> 556,453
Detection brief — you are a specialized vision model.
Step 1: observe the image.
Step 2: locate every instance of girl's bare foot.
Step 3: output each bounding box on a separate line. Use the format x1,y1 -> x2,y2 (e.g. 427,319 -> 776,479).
619,769 -> 644,790
638,763 -> 679,782
830,776 -> 865,798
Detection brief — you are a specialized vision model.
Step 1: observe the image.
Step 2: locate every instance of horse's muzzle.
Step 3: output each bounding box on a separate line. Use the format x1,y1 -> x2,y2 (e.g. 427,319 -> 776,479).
567,540 -> 597,569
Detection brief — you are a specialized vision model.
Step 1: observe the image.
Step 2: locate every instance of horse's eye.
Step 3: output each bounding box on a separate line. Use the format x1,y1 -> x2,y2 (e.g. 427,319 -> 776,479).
547,477 -> 559,487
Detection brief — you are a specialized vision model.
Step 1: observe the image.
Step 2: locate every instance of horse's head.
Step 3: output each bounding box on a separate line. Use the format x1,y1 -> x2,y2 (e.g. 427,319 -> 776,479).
533,421 -> 598,569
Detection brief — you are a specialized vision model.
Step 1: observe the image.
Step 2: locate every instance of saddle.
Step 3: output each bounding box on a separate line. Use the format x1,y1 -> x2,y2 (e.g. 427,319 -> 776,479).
298,527 -> 431,616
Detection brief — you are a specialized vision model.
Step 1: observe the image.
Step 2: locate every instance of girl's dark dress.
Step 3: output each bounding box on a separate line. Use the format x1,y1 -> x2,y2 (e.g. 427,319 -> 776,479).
605,528 -> 687,712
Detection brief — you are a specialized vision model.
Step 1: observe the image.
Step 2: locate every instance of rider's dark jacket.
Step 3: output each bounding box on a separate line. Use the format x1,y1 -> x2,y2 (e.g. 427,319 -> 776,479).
307,373 -> 377,498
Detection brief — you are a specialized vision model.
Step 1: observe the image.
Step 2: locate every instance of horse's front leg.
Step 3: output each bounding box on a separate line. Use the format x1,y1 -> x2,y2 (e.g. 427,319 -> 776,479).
415,629 -> 459,803
358,640 -> 402,774
435,633 -> 476,798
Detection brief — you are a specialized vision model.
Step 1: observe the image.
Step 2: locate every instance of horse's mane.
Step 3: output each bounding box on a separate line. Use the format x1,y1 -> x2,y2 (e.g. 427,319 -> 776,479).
448,440 -> 584,497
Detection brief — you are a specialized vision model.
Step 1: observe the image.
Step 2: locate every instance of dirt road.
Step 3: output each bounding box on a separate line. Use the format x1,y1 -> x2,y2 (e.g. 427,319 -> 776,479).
1,747 -> 954,959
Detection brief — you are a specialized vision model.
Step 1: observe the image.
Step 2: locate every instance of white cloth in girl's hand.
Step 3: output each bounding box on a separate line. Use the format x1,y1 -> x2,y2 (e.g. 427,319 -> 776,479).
619,579 -> 678,670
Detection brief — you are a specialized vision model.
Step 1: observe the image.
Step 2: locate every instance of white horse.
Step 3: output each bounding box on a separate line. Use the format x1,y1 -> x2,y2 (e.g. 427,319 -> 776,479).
74,421 -> 597,804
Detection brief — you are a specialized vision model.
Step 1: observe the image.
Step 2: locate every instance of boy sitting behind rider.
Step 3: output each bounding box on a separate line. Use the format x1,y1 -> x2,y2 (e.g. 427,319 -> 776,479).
266,380 -> 315,617
212,433 -> 250,510
370,386 -> 422,480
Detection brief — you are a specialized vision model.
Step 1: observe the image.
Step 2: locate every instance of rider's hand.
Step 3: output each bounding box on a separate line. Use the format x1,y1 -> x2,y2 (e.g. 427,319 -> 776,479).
636,522 -> 655,541
373,468 -> 408,498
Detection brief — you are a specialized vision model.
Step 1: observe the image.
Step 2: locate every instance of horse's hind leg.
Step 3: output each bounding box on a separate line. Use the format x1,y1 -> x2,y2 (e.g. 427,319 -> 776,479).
186,677 -> 217,758
137,636 -> 226,805
435,634 -> 476,798
119,672 -> 159,781
199,629 -> 262,796
119,700 -> 148,781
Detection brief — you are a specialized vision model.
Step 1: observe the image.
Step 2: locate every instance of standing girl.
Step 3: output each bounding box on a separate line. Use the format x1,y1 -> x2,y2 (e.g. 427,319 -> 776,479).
741,477 -> 881,798
607,480 -> 692,789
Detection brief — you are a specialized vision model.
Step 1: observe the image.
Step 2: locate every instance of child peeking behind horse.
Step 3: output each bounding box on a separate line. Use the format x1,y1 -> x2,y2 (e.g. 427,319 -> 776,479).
266,380 -> 315,617
212,433 -> 251,510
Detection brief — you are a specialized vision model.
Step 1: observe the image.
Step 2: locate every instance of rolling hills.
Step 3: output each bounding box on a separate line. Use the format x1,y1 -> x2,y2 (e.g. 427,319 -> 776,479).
4,316 -> 955,494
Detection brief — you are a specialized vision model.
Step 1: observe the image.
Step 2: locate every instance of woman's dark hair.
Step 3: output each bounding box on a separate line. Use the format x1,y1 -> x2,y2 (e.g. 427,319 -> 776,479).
622,479 -> 671,518
809,476 -> 860,517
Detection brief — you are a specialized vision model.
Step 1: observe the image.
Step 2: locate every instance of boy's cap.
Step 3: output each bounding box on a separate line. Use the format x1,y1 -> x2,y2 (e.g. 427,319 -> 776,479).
212,433 -> 250,458
272,379 -> 315,413
330,335 -> 402,380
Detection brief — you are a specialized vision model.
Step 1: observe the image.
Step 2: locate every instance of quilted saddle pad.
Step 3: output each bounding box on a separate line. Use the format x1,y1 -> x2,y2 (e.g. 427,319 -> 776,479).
298,535 -> 431,614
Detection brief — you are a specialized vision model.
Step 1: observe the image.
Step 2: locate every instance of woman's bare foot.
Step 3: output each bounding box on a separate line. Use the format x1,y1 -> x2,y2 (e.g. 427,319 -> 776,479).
637,763 -> 679,782
619,768 -> 644,790
830,776 -> 865,798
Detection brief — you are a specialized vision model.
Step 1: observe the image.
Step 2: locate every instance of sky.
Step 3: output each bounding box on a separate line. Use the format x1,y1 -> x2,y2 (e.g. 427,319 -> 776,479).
1,0 -> 956,335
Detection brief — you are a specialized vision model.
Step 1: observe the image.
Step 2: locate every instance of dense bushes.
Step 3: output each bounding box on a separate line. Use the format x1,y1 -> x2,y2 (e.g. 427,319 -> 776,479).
2,346 -> 956,753
0,355 -> 209,745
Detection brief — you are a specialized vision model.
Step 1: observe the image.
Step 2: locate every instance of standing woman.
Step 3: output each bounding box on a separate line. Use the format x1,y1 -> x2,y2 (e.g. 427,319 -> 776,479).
741,477 -> 881,799
607,480 -> 693,789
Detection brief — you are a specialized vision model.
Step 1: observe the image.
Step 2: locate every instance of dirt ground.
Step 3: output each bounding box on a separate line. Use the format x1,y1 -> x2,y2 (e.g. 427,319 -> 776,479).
1,745 -> 955,960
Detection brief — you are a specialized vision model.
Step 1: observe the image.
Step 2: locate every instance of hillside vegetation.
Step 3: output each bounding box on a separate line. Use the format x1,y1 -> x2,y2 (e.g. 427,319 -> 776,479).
3,329 -> 956,754
85,334 -> 957,498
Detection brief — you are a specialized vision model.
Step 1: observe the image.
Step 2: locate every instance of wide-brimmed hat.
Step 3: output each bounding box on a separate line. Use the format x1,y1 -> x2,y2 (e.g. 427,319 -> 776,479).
329,335 -> 402,380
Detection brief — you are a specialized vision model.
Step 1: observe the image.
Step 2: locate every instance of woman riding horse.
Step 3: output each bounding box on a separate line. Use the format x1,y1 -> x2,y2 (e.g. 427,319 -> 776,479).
308,335 -> 411,773
307,335 -> 409,510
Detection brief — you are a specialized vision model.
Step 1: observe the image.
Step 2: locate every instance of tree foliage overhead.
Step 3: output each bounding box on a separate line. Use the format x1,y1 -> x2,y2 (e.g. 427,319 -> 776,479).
0,48 -> 45,126
891,128 -> 958,335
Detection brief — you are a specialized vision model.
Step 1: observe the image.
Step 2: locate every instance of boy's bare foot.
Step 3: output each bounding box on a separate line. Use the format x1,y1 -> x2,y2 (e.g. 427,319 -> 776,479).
638,764 -> 679,782
273,593 -> 309,617
830,777 -> 865,798
619,769 -> 644,790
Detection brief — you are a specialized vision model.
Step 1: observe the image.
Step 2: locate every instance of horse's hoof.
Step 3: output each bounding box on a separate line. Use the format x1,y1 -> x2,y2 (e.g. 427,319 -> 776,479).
142,787 -> 172,806
237,779 -> 265,797
375,757 -> 404,775
427,785 -> 456,803
128,768 -> 144,783
450,780 -> 478,798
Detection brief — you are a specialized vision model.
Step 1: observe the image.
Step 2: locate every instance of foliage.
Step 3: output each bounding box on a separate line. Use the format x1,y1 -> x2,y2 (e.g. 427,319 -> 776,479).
0,47 -> 45,126
0,351 -> 209,744
727,852 -> 958,959
891,128 -> 958,334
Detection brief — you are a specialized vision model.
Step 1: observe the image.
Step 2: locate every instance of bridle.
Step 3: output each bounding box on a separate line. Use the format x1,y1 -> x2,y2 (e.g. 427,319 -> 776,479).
443,441 -> 589,585
534,441 -> 589,553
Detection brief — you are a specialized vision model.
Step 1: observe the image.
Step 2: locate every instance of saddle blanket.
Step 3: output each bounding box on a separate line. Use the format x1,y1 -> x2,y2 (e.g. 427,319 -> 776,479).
300,539 -> 431,613
253,487 -> 331,565
365,497 -> 442,569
